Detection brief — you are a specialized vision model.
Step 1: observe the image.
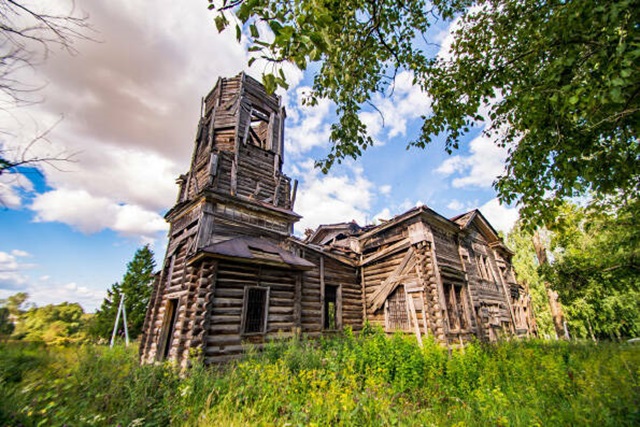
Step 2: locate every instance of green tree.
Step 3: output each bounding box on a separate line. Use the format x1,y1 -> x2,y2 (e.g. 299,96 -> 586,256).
2,292 -> 29,317
0,292 -> 29,339
544,201 -> 640,340
506,223 -> 555,338
0,307 -> 14,338
12,302 -> 87,345
91,245 -> 156,340
210,0 -> 639,225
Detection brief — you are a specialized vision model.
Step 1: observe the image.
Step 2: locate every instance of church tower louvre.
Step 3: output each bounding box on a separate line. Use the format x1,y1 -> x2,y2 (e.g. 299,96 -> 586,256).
139,73 -> 311,366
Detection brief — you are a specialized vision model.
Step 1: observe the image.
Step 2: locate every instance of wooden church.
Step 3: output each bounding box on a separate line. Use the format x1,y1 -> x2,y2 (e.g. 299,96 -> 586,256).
139,73 -> 536,366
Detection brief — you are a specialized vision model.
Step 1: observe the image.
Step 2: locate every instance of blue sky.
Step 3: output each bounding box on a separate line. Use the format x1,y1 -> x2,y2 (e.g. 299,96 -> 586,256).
0,0 -> 518,312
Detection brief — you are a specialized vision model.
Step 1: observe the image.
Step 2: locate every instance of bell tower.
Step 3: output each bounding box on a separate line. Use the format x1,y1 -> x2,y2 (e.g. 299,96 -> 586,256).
140,73 -> 309,365
165,72 -> 299,259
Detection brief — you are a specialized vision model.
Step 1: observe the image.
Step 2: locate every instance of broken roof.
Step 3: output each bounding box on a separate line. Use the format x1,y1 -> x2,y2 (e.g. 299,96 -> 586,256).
197,237 -> 315,270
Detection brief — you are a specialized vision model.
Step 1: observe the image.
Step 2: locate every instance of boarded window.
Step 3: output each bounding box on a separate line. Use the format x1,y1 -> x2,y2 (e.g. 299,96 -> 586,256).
324,285 -> 339,330
386,286 -> 410,331
243,287 -> 269,334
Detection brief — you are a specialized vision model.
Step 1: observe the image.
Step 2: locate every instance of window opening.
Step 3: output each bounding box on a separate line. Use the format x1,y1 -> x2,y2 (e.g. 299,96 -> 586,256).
244,287 -> 269,334
324,285 -> 339,329
476,256 -> 487,280
484,257 -> 495,282
444,284 -> 469,331
386,285 -> 410,331
248,108 -> 270,150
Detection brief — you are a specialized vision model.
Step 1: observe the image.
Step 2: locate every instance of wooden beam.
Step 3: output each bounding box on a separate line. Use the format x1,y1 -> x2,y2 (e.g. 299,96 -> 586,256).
407,294 -> 422,347
361,239 -> 410,266
320,255 -> 325,329
290,179 -> 298,210
368,248 -> 415,313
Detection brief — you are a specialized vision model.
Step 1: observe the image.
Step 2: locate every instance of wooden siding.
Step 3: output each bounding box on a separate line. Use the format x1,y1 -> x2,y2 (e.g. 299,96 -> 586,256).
203,261 -> 299,364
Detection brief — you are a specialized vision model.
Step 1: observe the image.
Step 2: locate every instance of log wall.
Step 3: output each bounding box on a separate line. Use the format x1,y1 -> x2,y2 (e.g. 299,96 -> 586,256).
204,261 -> 299,364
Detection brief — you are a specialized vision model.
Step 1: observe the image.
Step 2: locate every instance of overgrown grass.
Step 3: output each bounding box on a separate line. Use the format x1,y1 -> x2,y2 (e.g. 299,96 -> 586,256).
1,326 -> 638,426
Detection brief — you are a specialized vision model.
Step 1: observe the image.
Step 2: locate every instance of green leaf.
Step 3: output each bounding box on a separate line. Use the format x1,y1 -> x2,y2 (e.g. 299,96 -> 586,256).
214,15 -> 228,33
249,23 -> 259,39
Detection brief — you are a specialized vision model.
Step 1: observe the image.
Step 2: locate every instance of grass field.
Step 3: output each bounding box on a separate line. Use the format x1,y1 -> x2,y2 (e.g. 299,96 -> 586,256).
1,326 -> 638,426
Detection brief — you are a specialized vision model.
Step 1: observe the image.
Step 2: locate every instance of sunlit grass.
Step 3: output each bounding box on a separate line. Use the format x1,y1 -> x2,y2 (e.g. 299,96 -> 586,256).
1,327 -> 638,426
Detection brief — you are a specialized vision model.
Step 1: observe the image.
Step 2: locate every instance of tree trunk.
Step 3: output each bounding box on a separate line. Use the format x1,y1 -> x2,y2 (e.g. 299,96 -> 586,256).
532,230 -> 569,340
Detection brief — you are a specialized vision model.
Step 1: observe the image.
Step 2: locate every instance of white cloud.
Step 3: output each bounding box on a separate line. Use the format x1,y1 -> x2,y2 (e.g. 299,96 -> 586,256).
292,160 -> 375,233
0,0 -> 253,240
43,146 -> 179,212
436,5 -> 486,62
0,250 -> 32,290
379,184 -> 392,195
372,207 -> 392,223
447,199 -> 465,211
0,278 -> 107,312
479,198 -> 519,234
0,171 -> 34,209
359,71 -> 432,142
0,250 -> 105,311
446,198 -> 479,213
285,87 -> 333,156
436,133 -> 507,188
0,181 -> 22,209
31,188 -> 168,240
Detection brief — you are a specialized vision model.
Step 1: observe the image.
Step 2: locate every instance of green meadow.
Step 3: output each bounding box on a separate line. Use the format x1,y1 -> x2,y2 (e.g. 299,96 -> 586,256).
1,326 -> 638,426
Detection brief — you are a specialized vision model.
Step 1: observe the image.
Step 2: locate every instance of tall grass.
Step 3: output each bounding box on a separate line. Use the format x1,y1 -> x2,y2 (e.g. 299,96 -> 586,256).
1,327 -> 638,426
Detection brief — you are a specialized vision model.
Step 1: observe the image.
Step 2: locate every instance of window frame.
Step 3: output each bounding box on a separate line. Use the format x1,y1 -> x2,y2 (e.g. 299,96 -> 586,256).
241,285 -> 270,335
443,283 -> 471,332
157,297 -> 180,361
385,285 -> 412,332
323,284 -> 342,330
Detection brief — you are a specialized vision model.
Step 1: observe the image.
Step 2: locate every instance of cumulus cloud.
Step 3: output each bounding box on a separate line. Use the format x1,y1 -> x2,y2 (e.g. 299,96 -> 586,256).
31,188 -> 168,240
43,147 -> 179,212
0,276 -> 106,312
446,198 -> 480,213
0,250 -> 32,291
479,198 -> 519,234
285,87 -> 333,156
359,71 -> 432,142
26,280 -> 106,312
0,250 -> 106,311
436,133 -> 507,188
0,170 -> 35,209
447,199 -> 465,211
379,184 -> 392,195
0,0 -> 254,239
291,160 -> 375,233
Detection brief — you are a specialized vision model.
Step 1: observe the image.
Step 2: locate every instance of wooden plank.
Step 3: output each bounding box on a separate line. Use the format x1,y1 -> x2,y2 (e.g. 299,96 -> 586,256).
361,239 -> 410,266
407,294 -> 422,347
368,248 -> 415,313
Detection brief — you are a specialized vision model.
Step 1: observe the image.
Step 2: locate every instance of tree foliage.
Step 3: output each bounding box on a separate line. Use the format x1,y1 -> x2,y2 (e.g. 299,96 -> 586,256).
0,307 -> 13,338
11,301 -> 88,345
508,200 -> 640,341
0,292 -> 29,339
91,245 -> 156,340
506,223 -> 555,338
209,0 -> 640,225
544,201 -> 640,340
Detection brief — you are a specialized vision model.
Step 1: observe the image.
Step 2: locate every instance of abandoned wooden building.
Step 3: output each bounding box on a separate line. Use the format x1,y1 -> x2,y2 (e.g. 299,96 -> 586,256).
139,73 -> 536,366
